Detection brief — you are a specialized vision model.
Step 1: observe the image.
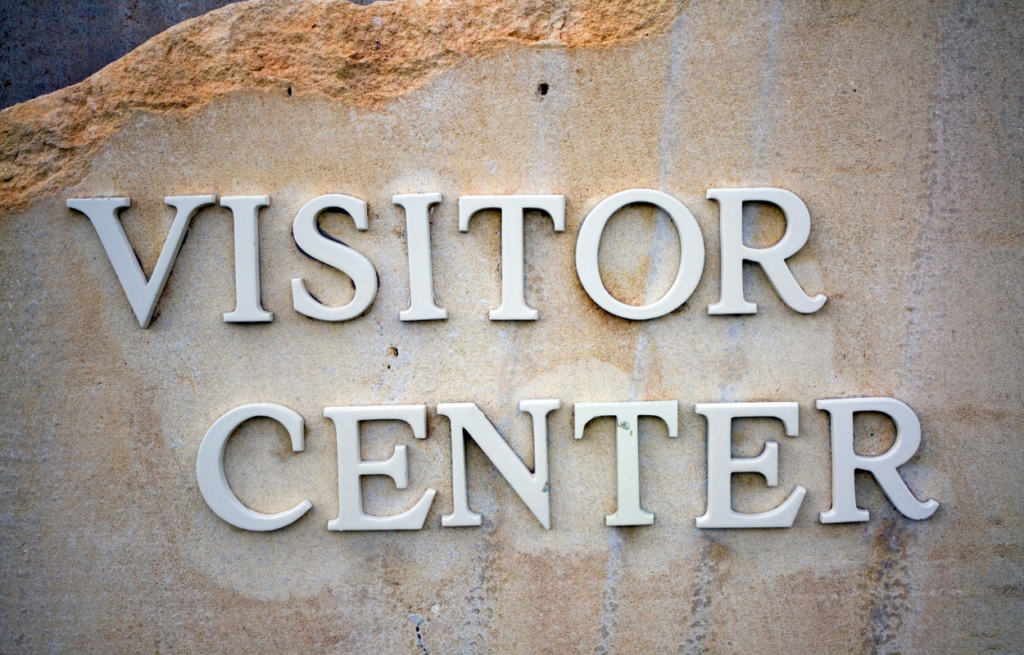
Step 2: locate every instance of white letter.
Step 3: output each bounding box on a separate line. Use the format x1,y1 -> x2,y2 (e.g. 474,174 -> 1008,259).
393,193 -> 447,321
438,400 -> 558,528
574,401 -> 679,526
706,187 -> 826,314
694,402 -> 806,528
459,195 -> 565,320
576,189 -> 704,320
68,195 -> 216,327
817,397 -> 938,523
196,403 -> 312,531
221,195 -> 273,323
291,194 -> 378,321
325,405 -> 436,531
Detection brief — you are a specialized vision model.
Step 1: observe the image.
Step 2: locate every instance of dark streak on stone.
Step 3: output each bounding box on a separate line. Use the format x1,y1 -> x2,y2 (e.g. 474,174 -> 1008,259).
681,539 -> 728,654
409,614 -> 431,655
863,518 -> 911,654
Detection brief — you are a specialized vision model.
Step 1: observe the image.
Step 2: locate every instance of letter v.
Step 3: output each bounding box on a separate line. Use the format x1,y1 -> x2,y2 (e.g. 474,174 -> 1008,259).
68,196 -> 216,327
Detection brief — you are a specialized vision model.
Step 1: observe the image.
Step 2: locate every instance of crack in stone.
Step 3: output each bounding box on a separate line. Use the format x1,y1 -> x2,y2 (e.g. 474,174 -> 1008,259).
409,614 -> 431,655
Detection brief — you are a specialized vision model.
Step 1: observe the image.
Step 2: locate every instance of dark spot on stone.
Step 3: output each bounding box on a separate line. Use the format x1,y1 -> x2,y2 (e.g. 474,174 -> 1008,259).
286,86 -> 292,97
537,82 -> 549,97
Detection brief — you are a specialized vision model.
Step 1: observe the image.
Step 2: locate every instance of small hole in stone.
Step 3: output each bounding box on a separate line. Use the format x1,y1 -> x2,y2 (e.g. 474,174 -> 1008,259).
537,82 -> 549,97
388,347 -> 399,357
287,86 -> 292,97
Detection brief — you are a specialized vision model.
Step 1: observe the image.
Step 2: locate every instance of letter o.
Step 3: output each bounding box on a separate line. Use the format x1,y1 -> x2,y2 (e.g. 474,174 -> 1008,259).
575,189 -> 705,320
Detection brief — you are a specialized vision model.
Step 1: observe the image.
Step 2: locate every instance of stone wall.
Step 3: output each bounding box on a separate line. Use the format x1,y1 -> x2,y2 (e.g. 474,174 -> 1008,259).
1,0 -> 1022,652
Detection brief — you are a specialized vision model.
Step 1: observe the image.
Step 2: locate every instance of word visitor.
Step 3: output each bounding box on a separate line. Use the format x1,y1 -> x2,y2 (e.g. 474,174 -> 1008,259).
68,187 -> 825,327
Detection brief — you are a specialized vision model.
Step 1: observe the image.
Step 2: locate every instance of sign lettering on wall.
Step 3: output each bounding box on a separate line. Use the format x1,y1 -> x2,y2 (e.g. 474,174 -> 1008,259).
67,187 -> 939,532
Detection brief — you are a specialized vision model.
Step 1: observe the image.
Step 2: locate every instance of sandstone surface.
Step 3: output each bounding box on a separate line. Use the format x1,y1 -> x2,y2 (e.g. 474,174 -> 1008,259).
1,0 -> 1022,652
0,0 -> 246,110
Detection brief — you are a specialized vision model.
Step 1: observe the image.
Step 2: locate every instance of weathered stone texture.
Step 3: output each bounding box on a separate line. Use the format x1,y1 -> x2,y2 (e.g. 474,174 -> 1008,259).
0,0 -> 681,214
0,0 -> 244,111
1,0 -> 1022,652
0,0 -> 394,111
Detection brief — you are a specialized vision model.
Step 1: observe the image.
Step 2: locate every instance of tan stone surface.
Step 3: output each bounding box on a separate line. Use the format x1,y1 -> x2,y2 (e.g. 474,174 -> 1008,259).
1,0 -> 1022,652
0,0 -> 682,213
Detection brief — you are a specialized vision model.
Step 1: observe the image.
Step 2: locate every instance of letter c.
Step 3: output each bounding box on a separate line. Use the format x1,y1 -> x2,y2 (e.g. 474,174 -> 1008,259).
196,403 -> 312,531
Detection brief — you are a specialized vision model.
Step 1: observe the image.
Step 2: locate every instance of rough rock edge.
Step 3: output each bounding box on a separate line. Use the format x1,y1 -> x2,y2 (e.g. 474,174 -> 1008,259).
0,0 -> 686,214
